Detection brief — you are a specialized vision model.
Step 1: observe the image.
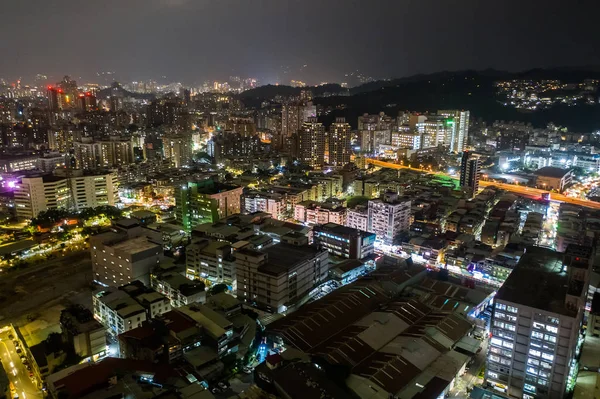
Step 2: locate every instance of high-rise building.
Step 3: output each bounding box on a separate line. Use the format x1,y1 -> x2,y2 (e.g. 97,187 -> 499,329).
486,245 -> 591,399
328,117 -> 352,166
460,151 -> 480,197
74,137 -> 134,170
47,86 -> 63,112
438,110 -> 470,152
496,130 -> 529,151
48,125 -> 79,152
76,92 -> 97,112
162,132 -> 192,168
416,116 -> 448,149
175,178 -> 243,232
297,117 -> 326,167
367,192 -> 411,245
14,170 -> 118,219
280,102 -> 316,151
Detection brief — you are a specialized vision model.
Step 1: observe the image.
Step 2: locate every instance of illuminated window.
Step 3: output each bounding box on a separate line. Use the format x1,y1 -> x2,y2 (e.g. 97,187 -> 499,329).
524,384 -> 536,393
529,349 -> 541,357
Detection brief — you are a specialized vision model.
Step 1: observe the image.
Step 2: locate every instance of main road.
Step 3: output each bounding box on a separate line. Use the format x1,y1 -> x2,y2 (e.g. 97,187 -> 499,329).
366,158 -> 600,210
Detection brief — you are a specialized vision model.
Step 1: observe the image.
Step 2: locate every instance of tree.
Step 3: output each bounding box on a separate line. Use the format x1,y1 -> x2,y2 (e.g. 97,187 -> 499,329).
31,209 -> 71,228
210,283 -> 228,295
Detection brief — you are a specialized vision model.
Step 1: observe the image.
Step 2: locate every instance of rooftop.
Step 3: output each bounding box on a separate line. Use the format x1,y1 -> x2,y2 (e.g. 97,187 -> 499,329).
259,243 -> 324,276
315,222 -> 369,237
49,357 -> 177,399
534,166 -> 571,178
496,246 -> 577,317
112,236 -> 161,254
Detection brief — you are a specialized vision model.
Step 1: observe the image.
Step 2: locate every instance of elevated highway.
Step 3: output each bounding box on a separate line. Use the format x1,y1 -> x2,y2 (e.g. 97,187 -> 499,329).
366,158 -> 600,210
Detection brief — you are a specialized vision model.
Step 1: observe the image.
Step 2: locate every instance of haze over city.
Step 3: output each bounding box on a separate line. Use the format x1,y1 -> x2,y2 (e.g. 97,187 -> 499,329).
2,0 -> 600,84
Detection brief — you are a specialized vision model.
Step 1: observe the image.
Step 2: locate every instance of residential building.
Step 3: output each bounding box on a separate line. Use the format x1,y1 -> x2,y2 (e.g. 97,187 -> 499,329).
486,246 -> 591,399
242,191 -> 287,220
328,117 -> 352,166
186,238 -> 236,286
162,132 -> 193,168
0,154 -> 38,173
93,290 -> 147,336
59,305 -> 106,360
297,117 -> 326,167
294,200 -> 346,225
37,152 -> 67,172
368,192 -> 412,244
314,223 -> 376,260
14,174 -> 69,219
93,281 -> 172,336
346,205 -> 369,232
460,151 -> 480,197
14,170 -> 118,219
235,242 -> 329,313
150,269 -> 206,308
281,102 -> 316,151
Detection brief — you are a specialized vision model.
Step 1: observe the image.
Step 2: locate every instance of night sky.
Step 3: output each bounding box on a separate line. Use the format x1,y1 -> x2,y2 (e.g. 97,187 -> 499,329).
2,0 -> 600,85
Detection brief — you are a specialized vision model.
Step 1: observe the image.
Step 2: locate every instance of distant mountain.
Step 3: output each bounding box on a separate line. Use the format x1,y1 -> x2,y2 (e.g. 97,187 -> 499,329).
239,68 -> 600,132
97,82 -> 155,100
240,83 -> 346,101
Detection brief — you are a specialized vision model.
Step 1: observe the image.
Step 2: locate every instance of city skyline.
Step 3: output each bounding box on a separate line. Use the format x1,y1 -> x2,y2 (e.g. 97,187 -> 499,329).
2,0 -> 600,85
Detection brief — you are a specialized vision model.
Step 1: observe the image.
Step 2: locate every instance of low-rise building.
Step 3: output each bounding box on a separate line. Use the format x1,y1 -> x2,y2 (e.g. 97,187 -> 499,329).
294,200 -> 347,225
534,166 -> 573,192
242,191 -> 287,220
93,282 -> 171,337
60,305 -> 106,360
186,238 -> 236,287
151,269 -> 206,308
346,205 -> 369,232
313,222 -> 376,260
236,242 -> 329,313
91,231 -> 163,287
93,289 -> 147,336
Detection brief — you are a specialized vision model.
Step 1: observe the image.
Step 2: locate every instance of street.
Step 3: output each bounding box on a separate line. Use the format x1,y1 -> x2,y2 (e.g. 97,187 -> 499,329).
0,328 -> 42,399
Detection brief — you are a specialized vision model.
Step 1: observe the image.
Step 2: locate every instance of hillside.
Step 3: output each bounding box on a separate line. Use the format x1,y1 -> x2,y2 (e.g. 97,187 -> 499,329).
239,69 -> 600,132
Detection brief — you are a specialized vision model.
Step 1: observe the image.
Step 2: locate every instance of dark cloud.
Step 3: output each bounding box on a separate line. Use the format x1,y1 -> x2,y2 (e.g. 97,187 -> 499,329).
1,0 -> 600,85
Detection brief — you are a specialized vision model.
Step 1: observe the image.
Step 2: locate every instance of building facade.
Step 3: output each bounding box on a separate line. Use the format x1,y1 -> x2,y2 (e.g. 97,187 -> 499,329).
367,193 -> 411,244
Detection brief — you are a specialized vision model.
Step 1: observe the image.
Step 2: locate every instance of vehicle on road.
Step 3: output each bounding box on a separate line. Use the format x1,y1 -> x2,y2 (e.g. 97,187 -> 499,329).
16,348 -> 22,354
218,381 -> 228,389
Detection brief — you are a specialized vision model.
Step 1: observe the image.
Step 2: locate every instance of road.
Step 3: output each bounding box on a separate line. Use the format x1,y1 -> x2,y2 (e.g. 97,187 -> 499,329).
366,158 -> 600,210
0,251 -> 92,325
0,329 -> 42,399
